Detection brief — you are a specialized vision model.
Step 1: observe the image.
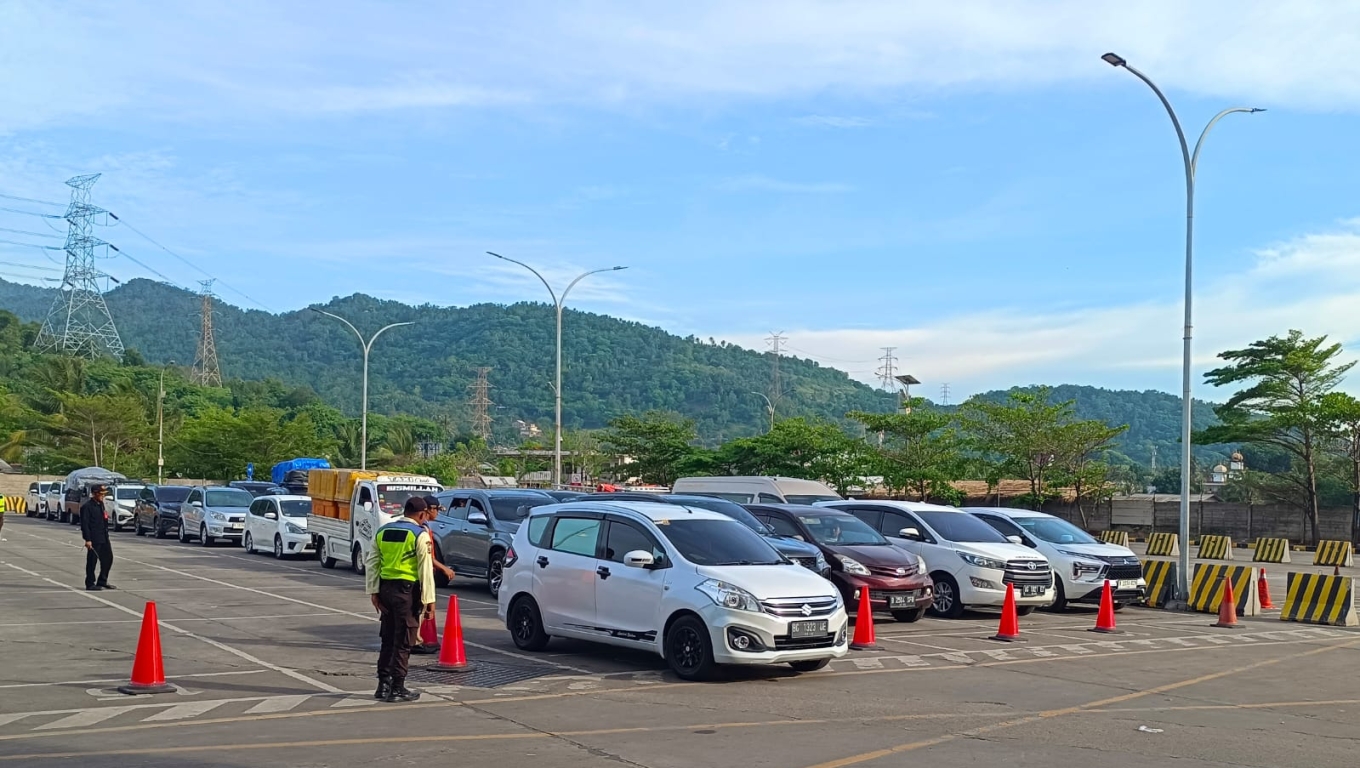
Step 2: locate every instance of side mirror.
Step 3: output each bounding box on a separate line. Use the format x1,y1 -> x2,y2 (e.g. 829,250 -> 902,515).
1006,535 -> 1024,546
467,511 -> 488,525
362,501 -> 373,512
190,501 -> 202,507
623,550 -> 655,568
265,512 -> 278,520
899,527 -> 923,541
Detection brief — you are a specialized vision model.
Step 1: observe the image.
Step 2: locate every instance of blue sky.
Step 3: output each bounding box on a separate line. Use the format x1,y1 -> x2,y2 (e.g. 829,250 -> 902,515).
2,1 -> 1358,400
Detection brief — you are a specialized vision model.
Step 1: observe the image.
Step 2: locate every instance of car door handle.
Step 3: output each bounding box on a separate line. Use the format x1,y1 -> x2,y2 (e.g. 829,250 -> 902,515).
536,556 -> 549,568
596,566 -> 611,580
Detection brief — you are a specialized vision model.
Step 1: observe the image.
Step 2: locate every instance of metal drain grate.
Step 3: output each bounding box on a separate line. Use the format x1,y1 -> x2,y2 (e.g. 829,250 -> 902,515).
408,659 -> 558,688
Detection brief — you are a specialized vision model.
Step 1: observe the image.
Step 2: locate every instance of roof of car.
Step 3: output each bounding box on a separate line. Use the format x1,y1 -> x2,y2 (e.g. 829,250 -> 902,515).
442,488 -> 553,497
259,494 -> 311,501
962,507 -> 1049,518
820,499 -> 964,514
745,502 -> 858,517
532,499 -> 728,523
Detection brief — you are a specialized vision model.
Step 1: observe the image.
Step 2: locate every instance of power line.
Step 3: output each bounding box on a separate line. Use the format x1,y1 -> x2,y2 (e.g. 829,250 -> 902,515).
0,205 -> 64,219
107,214 -> 273,312
0,260 -> 60,272
786,346 -> 874,365
0,238 -> 62,251
0,192 -> 63,207
0,226 -> 61,240
107,244 -> 181,286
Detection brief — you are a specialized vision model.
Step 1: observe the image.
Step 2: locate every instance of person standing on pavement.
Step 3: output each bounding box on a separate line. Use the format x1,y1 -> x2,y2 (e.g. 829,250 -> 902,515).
364,496 -> 435,702
411,495 -> 455,655
0,493 -> 8,542
80,484 -> 116,591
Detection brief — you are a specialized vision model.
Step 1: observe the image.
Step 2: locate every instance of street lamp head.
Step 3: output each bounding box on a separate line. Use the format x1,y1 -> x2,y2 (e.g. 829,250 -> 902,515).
611,266 -> 627,271
487,251 -> 505,259
1249,107 -> 1266,113
1101,52 -> 1127,68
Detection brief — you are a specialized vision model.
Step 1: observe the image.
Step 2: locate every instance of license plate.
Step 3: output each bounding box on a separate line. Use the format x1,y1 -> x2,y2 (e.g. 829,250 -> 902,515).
1021,585 -> 1045,597
1117,579 -> 1138,590
228,524 -> 243,531
789,620 -> 828,638
887,594 -> 916,608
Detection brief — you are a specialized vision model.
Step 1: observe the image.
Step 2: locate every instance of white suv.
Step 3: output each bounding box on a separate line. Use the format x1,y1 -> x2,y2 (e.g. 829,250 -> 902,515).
498,500 -> 848,681
820,500 -> 1054,618
964,508 -> 1146,610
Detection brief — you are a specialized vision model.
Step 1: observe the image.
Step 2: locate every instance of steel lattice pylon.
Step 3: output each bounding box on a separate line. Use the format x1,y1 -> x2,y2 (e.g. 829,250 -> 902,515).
34,174 -> 125,359
469,367 -> 493,440
191,279 -> 222,386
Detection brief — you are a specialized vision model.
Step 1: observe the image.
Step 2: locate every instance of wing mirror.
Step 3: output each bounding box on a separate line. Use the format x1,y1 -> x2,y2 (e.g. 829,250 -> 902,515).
190,501 -> 202,507
623,550 -> 655,568
467,510 -> 488,525
1006,535 -> 1024,546
362,501 -> 373,512
898,527 -> 923,541
265,512 -> 278,520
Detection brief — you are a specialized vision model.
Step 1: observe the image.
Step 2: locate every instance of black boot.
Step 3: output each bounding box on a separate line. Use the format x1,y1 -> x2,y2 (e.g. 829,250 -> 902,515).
374,675 -> 392,701
385,677 -> 421,703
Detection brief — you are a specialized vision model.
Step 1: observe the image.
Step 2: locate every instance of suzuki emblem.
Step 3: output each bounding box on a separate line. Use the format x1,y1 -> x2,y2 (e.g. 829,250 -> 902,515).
800,604 -> 813,617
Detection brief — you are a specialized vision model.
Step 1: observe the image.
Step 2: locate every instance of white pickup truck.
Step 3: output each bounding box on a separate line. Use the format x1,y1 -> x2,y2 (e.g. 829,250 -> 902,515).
308,471 -> 442,574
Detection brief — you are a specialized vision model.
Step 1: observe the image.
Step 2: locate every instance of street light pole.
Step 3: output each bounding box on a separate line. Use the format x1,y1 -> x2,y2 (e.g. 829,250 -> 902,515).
310,308 -> 414,470
1102,52 -> 1262,601
750,391 -> 775,433
488,252 -> 627,488
157,360 -> 175,484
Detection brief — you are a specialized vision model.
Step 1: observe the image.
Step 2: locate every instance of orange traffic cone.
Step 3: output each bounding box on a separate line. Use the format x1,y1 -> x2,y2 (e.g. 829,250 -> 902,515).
1090,580 -> 1121,633
991,584 -> 1023,642
1212,578 -> 1240,628
850,586 -> 877,650
118,602 -> 175,695
432,595 -> 471,671
1257,568 -> 1277,610
411,603 -> 440,654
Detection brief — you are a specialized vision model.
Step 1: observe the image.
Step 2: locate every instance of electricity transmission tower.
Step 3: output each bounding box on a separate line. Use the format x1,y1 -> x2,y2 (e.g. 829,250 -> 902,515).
876,347 -> 898,391
765,332 -> 786,409
191,279 -> 222,386
469,367 -> 494,440
34,174 -> 125,359
940,382 -> 951,405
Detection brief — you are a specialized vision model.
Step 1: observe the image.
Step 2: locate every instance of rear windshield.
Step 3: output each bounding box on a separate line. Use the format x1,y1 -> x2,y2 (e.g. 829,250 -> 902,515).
280,500 -> 311,518
115,487 -> 142,500
664,496 -> 771,534
206,489 -> 254,508
490,496 -> 555,520
795,513 -> 888,546
918,510 -> 1009,543
157,486 -> 192,502
658,519 -> 784,566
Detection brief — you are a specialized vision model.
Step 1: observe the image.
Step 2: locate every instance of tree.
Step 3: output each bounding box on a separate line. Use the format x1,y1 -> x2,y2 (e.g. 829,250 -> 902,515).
1198,330 -> 1354,543
1053,420 -> 1127,527
850,401 -> 964,503
46,392 -> 150,471
1322,392 -> 1360,543
170,406 -> 331,481
600,411 -> 699,486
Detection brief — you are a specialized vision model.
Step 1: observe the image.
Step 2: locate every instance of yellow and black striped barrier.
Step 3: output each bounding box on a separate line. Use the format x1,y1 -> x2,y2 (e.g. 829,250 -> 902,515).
1099,530 -> 1130,548
1140,559 -> 1177,608
1197,534 -> 1234,561
1251,537 -> 1292,564
1313,540 -> 1354,568
1188,563 -> 1259,616
1146,532 -> 1180,557
1281,572 -> 1357,627
2,496 -> 25,515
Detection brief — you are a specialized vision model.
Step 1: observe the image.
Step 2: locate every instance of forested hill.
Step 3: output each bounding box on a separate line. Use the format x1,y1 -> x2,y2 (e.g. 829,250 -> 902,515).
0,279 -> 896,441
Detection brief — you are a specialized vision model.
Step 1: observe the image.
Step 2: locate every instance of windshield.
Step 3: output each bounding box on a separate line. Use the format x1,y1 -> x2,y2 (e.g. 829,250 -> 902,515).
918,510 -> 1009,543
280,500 -> 311,518
157,486 -> 192,503
1012,516 -> 1099,545
375,484 -> 441,517
664,496 -> 772,535
206,488 -> 254,508
785,494 -> 841,505
114,487 -> 142,500
490,495 -> 555,521
658,519 -> 784,565
795,513 -> 888,546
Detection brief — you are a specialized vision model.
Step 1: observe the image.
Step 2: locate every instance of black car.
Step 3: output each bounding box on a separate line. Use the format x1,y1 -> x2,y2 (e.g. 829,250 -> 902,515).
541,490 -> 588,502
229,481 -> 289,497
427,489 -> 558,597
588,493 -> 829,575
132,485 -> 194,539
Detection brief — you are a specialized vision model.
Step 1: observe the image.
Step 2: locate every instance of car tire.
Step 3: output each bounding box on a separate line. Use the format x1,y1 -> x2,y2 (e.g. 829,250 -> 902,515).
487,551 -> 505,598
1048,581 -> 1069,612
317,539 -> 337,569
1015,606 -> 1036,616
892,608 -> 926,623
351,545 -> 365,575
273,535 -> 284,559
928,573 -> 965,619
155,520 -> 168,539
788,658 -> 830,673
244,532 -> 255,554
178,523 -> 190,544
1113,602 -> 1126,612
135,518 -> 146,537
665,615 -> 717,682
508,597 -> 551,652
200,525 -> 214,547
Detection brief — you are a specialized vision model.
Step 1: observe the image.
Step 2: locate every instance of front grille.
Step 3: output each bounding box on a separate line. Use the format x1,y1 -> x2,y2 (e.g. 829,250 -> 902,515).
1106,564 -> 1143,581
868,564 -> 916,578
773,634 -> 837,650
790,556 -> 821,572
1094,554 -> 1141,566
761,596 -> 839,618
1003,560 -> 1053,587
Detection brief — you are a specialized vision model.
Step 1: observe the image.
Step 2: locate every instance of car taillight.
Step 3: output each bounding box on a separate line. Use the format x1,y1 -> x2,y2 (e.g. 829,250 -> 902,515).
504,546 -> 518,568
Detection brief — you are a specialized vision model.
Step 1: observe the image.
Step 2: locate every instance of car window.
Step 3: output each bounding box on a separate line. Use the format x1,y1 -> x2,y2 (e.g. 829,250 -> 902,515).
657,519 -> 783,565
784,494 -> 841,505
139,488 -> 155,502
663,496 -> 771,534
27,482 -> 36,492
158,486 -> 192,503
880,510 -> 922,537
696,492 -> 753,503
490,496 -> 554,521
795,513 -> 889,546
764,514 -> 803,539
603,519 -> 665,564
279,500 -> 310,517
439,497 -> 468,521
757,493 -> 783,503
916,510 -> 1009,543
848,508 -> 882,531
526,515 -> 552,547
206,488 -> 254,507
1010,515 -> 1098,545
549,517 -> 601,557
249,500 -> 266,517
977,514 -> 1025,538
186,489 -> 202,504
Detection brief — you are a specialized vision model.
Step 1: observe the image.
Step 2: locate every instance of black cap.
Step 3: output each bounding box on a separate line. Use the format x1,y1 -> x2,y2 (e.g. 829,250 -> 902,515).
403,497 -> 429,517
422,495 -> 442,510
90,484 -> 108,494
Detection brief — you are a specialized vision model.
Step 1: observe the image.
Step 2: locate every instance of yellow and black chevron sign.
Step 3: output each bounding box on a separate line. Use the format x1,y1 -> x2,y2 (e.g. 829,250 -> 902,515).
1140,559 -> 1177,608
1313,540 -> 1354,568
1188,563 -> 1257,616
1251,537 -> 1291,564
1197,534 -> 1234,561
1281,572 -> 1358,627
1,496 -> 24,514
1146,532 -> 1180,557
1099,530 -> 1130,548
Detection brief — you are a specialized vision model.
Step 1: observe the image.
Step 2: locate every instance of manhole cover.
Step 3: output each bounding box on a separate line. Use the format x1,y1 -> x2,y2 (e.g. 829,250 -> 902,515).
408,659 -> 558,688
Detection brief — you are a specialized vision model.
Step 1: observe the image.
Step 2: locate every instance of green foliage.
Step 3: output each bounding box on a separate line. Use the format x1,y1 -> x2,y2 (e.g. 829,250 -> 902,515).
169,406 -> 334,482
850,400 -> 964,503
601,411 -> 699,486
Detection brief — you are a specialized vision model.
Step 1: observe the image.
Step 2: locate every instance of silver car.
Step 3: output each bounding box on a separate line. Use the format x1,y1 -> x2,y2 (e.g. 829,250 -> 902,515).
179,486 -> 253,546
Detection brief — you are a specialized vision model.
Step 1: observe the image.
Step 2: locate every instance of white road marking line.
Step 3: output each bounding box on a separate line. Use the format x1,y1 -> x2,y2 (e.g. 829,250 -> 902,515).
330,697 -> 381,708
979,649 -> 1014,661
939,653 -> 973,664
891,655 -> 932,667
850,657 -> 884,670
1057,644 -> 1095,655
34,707 -> 134,731
241,695 -> 312,714
1027,648 -> 1057,657
140,701 -> 229,722
0,613 -> 337,628
876,636 -> 967,652
0,670 -> 265,690
0,715 -> 32,728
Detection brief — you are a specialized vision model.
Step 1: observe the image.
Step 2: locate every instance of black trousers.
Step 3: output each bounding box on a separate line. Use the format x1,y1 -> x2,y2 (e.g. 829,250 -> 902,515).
376,580 -> 418,679
85,541 -> 113,587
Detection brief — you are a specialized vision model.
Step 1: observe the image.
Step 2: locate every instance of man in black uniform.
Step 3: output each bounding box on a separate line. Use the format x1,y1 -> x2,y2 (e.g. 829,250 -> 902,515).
364,496 -> 435,702
80,484 -> 116,591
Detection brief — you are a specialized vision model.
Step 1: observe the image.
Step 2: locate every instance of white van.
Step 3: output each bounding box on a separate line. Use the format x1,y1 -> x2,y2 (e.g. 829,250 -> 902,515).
670,476 -> 842,505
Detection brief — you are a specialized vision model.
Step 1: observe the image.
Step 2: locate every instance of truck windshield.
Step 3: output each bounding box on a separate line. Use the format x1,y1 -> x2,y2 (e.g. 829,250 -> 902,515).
376,485 -> 441,517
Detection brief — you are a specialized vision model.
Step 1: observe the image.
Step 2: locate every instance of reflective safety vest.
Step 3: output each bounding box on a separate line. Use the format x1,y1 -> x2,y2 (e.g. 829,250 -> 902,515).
0,496 -> 8,514
375,520 -> 423,582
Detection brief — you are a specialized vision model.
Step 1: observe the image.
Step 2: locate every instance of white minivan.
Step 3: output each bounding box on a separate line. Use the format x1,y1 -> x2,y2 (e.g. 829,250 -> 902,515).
670,476 -> 842,505
819,500 -> 1054,618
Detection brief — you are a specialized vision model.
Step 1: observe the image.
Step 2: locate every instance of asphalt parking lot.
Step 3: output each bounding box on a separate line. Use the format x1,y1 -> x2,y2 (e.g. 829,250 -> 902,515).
4,514 -> 1360,768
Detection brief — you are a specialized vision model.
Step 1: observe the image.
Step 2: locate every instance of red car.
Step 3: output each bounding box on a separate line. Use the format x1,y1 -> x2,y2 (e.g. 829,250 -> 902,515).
747,504 -> 934,622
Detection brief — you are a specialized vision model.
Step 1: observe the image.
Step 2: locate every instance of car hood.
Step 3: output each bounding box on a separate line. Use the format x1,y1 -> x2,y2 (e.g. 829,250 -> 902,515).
821,543 -> 917,568
767,536 -> 821,557
694,564 -> 839,601
1044,541 -> 1136,559
203,506 -> 250,515
952,541 -> 1049,564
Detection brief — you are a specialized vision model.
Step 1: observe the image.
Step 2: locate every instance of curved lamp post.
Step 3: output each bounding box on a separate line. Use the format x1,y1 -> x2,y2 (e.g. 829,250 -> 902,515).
310,308 -> 414,470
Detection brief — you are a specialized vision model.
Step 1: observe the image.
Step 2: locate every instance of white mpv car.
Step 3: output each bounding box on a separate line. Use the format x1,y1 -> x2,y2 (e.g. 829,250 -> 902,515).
243,495 -> 314,559
498,500 -> 848,681
820,500 -> 1054,618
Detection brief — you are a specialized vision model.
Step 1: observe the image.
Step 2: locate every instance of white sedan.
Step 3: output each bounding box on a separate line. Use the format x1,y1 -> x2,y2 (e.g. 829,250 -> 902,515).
243,495 -> 314,559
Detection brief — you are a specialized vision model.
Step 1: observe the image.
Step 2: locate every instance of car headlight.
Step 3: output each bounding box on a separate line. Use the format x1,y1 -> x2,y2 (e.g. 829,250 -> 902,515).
695,579 -> 761,612
837,555 -> 871,576
208,510 -> 225,521
814,552 -> 829,572
284,522 -> 305,535
957,551 -> 1007,570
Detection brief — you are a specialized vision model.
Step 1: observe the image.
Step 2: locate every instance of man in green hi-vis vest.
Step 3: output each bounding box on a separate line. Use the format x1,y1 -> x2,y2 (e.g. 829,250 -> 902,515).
365,496 -> 436,703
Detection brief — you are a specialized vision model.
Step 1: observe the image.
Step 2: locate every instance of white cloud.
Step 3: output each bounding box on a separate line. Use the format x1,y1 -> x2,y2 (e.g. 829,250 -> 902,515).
715,219 -> 1360,398
717,174 -> 853,194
